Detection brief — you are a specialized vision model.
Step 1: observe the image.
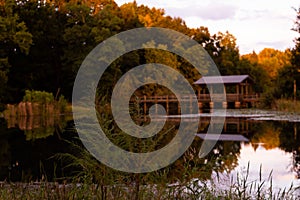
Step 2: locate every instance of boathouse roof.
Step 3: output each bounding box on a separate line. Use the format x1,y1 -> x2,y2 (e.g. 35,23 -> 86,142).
194,75 -> 253,85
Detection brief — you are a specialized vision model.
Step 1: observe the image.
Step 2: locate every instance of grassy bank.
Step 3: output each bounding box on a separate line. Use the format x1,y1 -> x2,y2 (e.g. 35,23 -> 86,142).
0,159 -> 300,200
272,99 -> 300,113
0,174 -> 297,200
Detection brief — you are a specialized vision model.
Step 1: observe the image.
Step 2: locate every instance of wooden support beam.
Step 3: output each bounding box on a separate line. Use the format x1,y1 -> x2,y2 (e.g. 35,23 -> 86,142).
236,85 -> 239,101
166,95 -> 169,114
144,95 -> 147,115
245,80 -> 248,95
155,95 -> 158,114
190,95 -> 193,113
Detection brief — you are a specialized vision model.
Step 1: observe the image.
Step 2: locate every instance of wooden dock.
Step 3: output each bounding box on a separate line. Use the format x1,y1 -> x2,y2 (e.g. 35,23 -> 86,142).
132,93 -> 260,115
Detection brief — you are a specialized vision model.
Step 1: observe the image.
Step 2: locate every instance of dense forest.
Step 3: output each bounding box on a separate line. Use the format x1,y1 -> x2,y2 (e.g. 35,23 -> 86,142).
0,0 -> 300,111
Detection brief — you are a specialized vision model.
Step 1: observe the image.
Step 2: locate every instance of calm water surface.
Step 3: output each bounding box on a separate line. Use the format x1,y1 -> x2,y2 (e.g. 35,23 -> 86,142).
0,109 -> 299,192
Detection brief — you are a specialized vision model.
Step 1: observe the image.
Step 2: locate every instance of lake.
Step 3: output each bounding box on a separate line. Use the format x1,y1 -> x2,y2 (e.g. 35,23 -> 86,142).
0,109 -> 299,193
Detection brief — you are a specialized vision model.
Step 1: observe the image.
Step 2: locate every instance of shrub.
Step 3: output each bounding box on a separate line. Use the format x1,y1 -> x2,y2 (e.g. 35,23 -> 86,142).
22,90 -> 68,114
23,90 -> 54,104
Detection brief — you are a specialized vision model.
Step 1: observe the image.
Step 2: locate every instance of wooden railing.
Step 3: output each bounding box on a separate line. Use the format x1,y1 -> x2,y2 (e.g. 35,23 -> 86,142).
134,94 -> 260,103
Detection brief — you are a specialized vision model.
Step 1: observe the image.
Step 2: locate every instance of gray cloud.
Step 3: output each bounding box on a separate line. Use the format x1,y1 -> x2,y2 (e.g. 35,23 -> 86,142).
237,9 -> 268,21
166,3 -> 238,20
237,8 -> 292,21
256,40 -> 291,51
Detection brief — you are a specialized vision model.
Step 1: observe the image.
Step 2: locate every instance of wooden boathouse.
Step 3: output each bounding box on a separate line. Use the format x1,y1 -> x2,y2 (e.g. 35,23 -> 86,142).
194,75 -> 259,109
134,75 -> 260,115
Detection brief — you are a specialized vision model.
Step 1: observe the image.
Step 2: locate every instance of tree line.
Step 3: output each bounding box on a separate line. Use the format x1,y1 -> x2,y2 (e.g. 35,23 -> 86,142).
0,0 -> 300,111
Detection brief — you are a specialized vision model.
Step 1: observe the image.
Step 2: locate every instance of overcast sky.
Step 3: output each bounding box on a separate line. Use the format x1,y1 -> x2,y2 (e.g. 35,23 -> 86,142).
114,0 -> 300,55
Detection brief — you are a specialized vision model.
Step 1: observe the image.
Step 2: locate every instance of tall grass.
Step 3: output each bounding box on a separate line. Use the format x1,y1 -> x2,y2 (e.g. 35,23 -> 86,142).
273,99 -> 300,113
0,161 -> 298,199
1,137 -> 298,200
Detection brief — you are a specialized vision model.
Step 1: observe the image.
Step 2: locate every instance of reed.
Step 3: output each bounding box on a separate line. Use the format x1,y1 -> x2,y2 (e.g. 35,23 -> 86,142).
3,90 -> 69,118
0,163 -> 298,200
273,98 -> 300,113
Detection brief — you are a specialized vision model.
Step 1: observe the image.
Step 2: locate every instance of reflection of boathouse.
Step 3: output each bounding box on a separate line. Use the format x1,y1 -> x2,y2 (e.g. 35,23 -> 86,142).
198,117 -> 251,135
162,117 -> 251,135
150,116 -> 252,142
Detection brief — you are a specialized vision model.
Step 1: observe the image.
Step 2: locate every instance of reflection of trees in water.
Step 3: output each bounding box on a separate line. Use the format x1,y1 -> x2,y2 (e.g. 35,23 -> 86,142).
2,114 -> 299,183
161,118 -> 247,182
163,119 -> 243,182
278,122 -> 300,179
0,119 -> 11,176
251,122 -> 281,150
0,121 -> 11,179
200,141 -> 241,176
293,150 -> 300,179
250,121 -> 300,179
4,115 -> 71,140
0,116 -> 72,181
75,114 -> 244,183
180,119 -> 300,182
155,138 -> 242,183
291,123 -> 300,178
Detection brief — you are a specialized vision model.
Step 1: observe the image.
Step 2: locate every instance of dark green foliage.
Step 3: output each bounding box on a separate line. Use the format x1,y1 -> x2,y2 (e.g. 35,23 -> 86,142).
22,89 -> 67,114
273,65 -> 300,99
291,8 -> 300,68
267,8 -> 300,103
0,0 -> 297,107
237,58 -> 270,93
23,90 -> 54,104
0,0 -> 32,103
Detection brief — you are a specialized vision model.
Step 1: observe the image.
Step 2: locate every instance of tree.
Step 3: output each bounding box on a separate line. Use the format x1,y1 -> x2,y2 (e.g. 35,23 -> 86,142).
0,0 -> 32,105
136,4 -> 165,27
134,3 -> 189,34
0,0 -> 261,106
92,2 -> 124,43
241,51 -> 258,64
8,0 -> 65,101
237,58 -> 270,93
61,2 -> 98,99
242,48 -> 291,79
274,65 -> 300,98
119,1 -> 143,30
273,7 -> 300,99
291,7 -> 300,68
139,41 -> 182,96
258,48 -> 291,78
216,31 -> 240,75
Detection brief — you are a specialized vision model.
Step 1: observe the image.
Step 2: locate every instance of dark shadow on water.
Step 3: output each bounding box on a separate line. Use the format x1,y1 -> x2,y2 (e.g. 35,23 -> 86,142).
0,116 -> 79,182
0,114 -> 300,185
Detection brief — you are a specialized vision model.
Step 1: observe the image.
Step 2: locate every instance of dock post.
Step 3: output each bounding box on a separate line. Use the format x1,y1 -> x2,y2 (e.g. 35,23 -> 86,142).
155,95 -> 158,115
209,102 -> 214,109
190,95 -> 193,113
143,95 -> 147,115
235,101 -> 241,108
166,95 -> 169,115
177,95 -> 181,114
198,102 -> 203,109
222,102 -> 227,109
